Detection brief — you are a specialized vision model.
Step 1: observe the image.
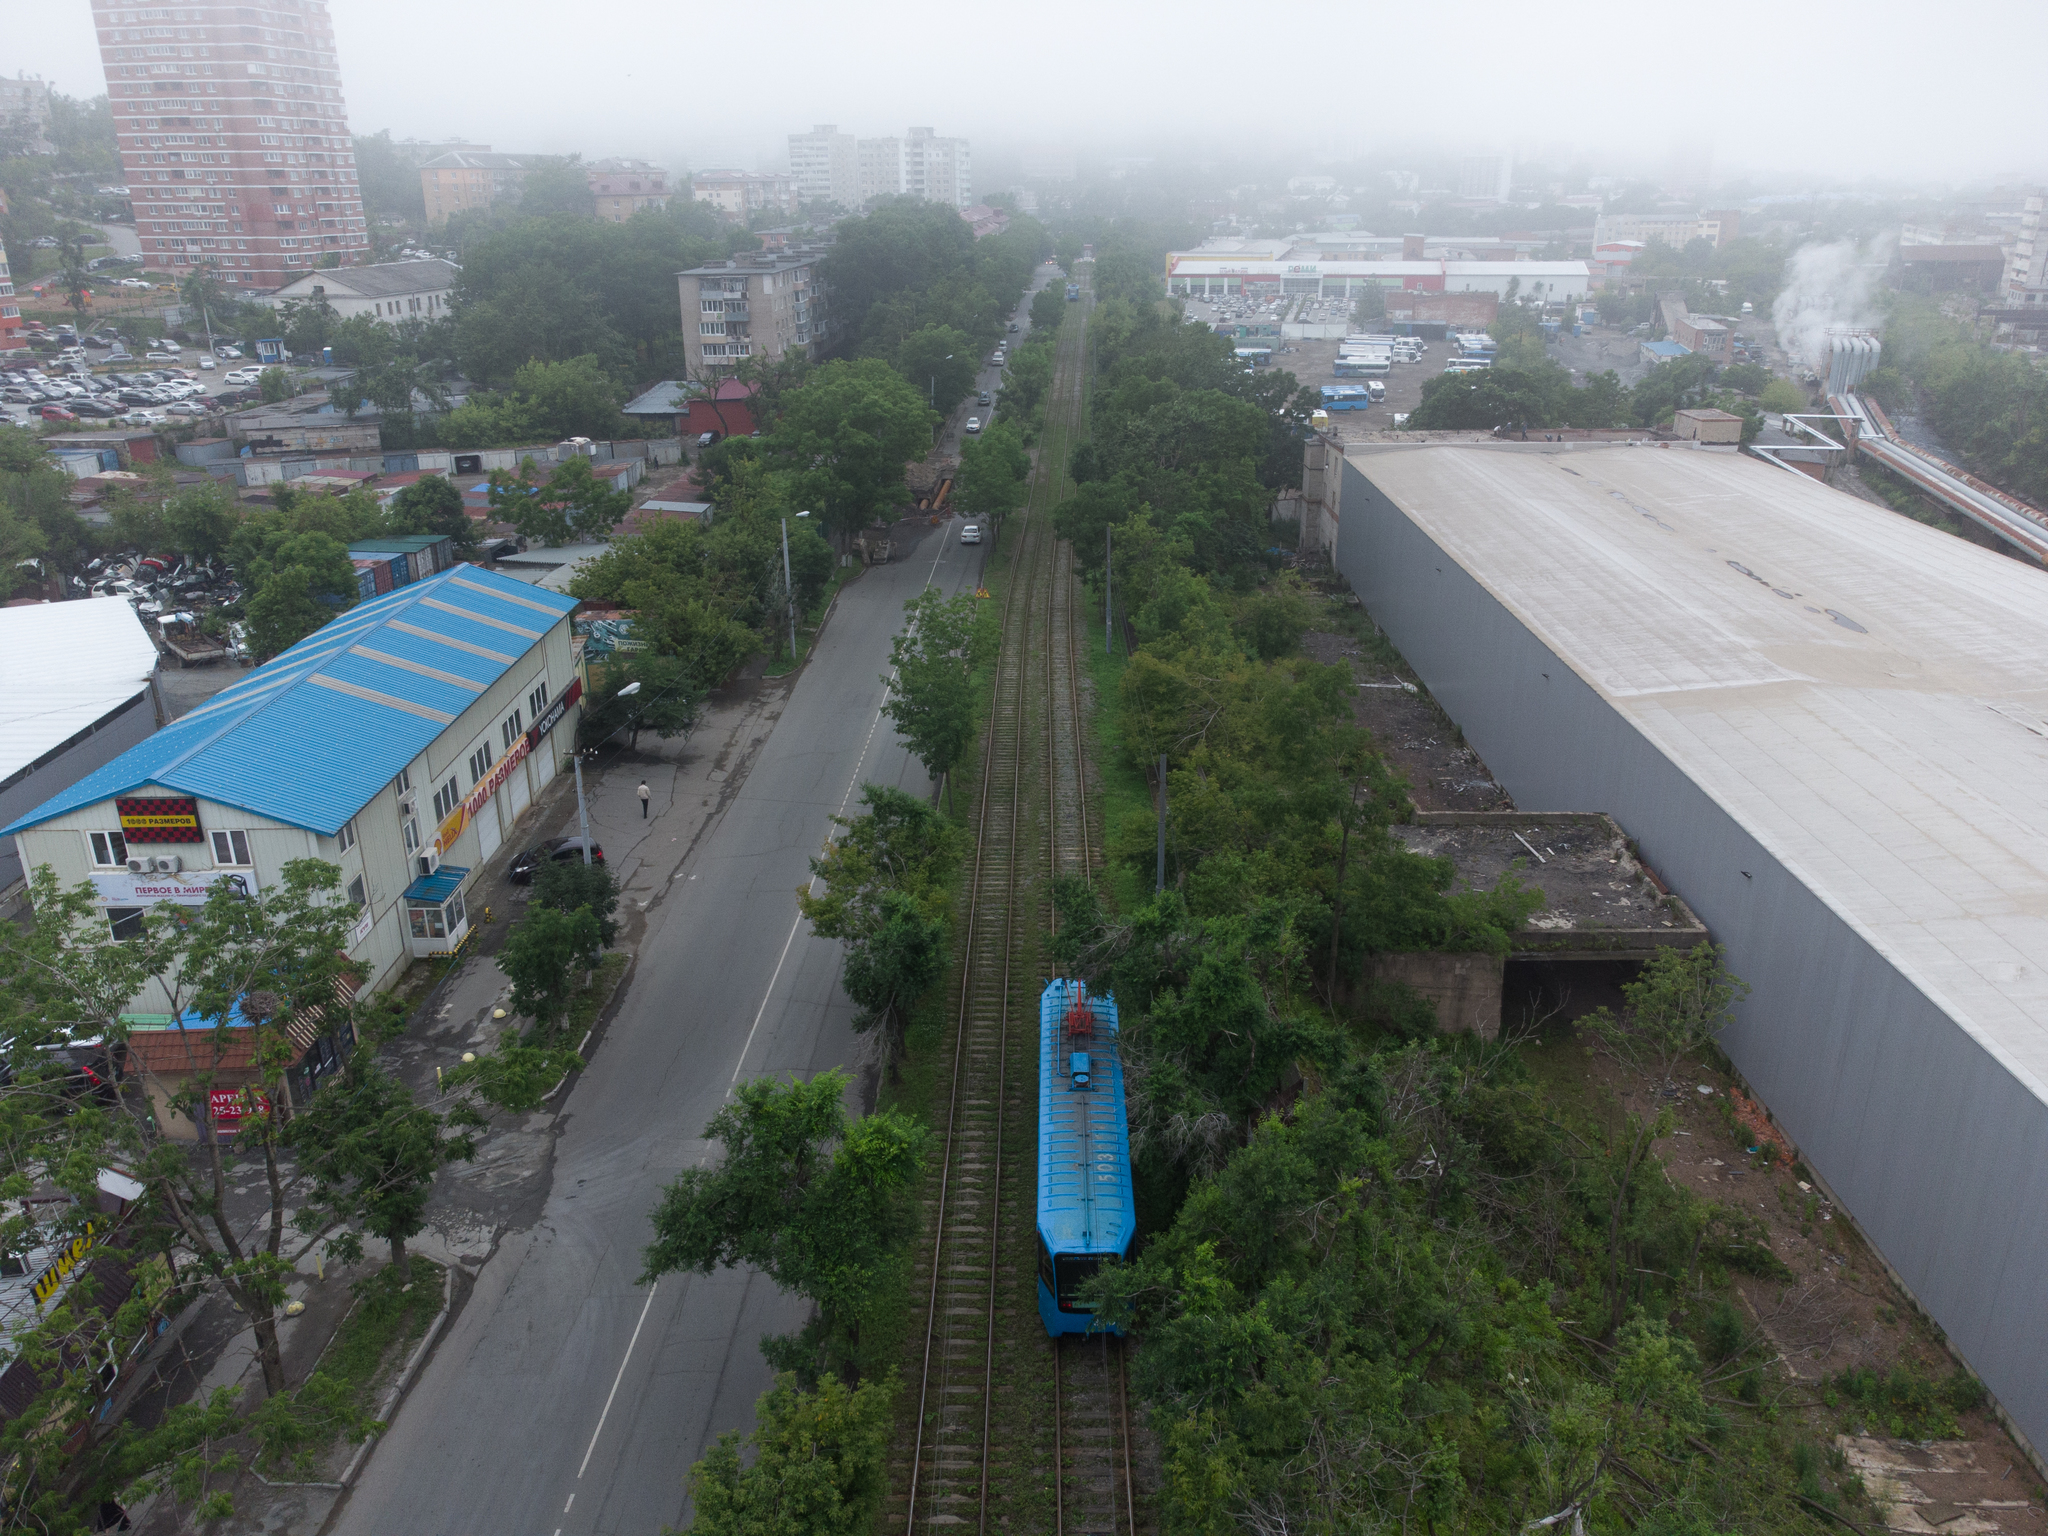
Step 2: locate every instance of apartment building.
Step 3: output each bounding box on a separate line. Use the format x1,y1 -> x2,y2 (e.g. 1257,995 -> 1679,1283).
419,149 -> 530,224
1591,209 -> 1741,251
788,125 -> 859,208
678,250 -> 832,374
856,126 -> 972,209
0,74 -> 55,155
2004,192 -> 2046,305
0,236 -> 21,352
587,158 -> 669,222
690,170 -> 798,221
89,0 -> 371,290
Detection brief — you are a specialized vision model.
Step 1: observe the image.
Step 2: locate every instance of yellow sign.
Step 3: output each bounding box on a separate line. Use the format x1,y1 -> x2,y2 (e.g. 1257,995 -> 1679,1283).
31,1222 -> 99,1310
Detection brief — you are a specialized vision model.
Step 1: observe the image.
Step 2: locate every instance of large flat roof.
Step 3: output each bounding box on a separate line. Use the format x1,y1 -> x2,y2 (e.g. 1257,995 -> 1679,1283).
0,601 -> 159,786
1344,441 -> 2048,1098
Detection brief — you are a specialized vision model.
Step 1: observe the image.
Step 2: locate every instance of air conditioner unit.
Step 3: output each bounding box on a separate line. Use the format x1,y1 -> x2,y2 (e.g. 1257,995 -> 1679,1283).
125,856 -> 148,874
152,854 -> 182,874
397,790 -> 418,816
416,848 -> 441,877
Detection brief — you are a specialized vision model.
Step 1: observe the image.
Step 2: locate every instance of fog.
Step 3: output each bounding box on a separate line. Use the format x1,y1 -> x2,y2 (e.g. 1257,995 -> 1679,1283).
20,0 -> 2048,186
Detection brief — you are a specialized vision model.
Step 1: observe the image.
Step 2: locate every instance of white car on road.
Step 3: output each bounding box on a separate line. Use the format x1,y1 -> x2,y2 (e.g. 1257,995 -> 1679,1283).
959,524 -> 982,544
964,416 -> 982,434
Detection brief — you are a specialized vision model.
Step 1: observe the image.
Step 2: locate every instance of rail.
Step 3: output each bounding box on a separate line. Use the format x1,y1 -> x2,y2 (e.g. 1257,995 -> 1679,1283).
893,272 -> 1139,1536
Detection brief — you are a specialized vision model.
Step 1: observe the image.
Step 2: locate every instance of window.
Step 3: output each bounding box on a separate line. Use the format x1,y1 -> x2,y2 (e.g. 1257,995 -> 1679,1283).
211,830 -> 252,865
430,775 -> 460,821
89,831 -> 130,867
335,818 -> 355,854
346,874 -> 365,910
394,767 -> 412,795
529,680 -> 549,718
406,905 -> 445,940
468,742 -> 495,786
402,817 -> 420,854
500,709 -> 524,750
107,907 -> 146,942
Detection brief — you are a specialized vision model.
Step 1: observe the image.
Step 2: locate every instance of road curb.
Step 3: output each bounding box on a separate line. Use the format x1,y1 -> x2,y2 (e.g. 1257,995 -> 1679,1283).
337,1262 -> 458,1489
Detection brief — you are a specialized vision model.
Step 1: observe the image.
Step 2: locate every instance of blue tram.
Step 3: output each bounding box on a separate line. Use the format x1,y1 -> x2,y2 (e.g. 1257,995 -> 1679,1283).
1036,979 -> 1137,1337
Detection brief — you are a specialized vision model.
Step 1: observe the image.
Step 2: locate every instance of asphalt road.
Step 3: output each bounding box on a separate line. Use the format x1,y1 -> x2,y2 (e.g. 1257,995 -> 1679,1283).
331,521 -> 992,1536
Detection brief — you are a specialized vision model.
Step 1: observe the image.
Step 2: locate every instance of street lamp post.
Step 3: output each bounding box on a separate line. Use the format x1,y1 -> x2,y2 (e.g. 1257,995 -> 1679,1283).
570,681 -> 640,865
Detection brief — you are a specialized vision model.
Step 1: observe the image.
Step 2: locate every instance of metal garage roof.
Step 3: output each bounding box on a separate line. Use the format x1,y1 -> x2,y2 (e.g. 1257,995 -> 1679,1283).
0,601 -> 161,787
2,567 -> 576,838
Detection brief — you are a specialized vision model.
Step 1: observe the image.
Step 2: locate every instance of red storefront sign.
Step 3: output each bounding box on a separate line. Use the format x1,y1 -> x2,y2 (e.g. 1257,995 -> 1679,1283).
209,1088 -> 270,1128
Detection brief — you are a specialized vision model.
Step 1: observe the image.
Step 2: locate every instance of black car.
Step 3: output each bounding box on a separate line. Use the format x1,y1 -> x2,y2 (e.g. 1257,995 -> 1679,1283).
509,837 -> 605,883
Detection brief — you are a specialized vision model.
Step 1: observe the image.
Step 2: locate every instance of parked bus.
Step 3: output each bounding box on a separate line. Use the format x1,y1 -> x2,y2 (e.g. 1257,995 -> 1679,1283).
1319,384 -> 1373,411
1234,347 -> 1274,368
1442,356 -> 1493,374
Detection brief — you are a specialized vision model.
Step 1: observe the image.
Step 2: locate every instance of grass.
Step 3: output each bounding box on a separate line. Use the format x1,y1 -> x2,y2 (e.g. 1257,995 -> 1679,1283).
561,950 -> 630,1043
1079,592 -> 1156,917
251,1258 -> 444,1479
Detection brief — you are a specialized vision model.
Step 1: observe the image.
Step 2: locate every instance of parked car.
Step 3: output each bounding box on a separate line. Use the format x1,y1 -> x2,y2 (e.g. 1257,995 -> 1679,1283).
38,405 -> 78,422
509,837 -> 605,883
197,355 -> 216,370
214,345 -> 243,359
959,524 -> 982,544
118,278 -> 152,289
145,351 -> 180,362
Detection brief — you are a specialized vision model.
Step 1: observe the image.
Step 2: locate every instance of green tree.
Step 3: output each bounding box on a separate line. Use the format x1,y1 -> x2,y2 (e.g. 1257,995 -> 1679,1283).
760,358 -> 934,547
287,1048 -> 478,1282
578,652 -> 703,752
258,365 -> 292,403
515,155 -> 595,218
1760,377 -> 1805,414
532,857 -> 624,948
879,588 -> 997,803
684,1373 -> 896,1536
493,454 -> 630,547
245,562 -> 339,659
952,419 -> 1029,541
163,479 -> 239,561
894,324 -> 978,411
386,472 -> 475,554
508,353 -> 628,441
641,1070 -> 927,1380
498,903 -> 603,1034
798,785 -> 962,1039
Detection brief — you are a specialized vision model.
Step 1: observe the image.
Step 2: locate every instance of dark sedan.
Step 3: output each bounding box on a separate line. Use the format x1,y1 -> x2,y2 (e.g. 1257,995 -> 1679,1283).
509,837 -> 605,883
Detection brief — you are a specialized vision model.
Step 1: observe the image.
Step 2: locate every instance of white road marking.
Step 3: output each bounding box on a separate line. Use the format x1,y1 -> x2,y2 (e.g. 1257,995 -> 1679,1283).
577,1281 -> 660,1480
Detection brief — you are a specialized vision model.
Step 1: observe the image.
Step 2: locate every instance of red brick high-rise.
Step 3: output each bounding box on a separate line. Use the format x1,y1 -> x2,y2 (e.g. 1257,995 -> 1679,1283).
89,0 -> 369,294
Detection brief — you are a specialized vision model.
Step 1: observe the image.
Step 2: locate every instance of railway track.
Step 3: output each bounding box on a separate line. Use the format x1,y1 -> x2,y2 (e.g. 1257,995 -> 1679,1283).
894,270 -> 1142,1536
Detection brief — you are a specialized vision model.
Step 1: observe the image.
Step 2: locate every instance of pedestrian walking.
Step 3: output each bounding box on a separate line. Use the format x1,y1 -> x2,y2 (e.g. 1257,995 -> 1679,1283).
638,780 -> 651,819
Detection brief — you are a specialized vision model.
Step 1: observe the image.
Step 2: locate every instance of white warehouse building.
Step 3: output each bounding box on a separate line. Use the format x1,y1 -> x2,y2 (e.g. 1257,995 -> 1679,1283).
1164,257 -> 1591,303
1327,436 -> 2048,1462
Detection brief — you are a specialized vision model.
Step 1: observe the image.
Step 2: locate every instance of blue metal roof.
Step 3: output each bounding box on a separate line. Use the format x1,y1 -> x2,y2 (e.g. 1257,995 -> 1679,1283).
2,567 -> 577,840
1037,980 -> 1136,1257
404,864 -> 471,902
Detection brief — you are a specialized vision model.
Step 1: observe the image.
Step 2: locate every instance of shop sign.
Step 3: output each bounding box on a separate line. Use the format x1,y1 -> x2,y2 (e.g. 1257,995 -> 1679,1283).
1287,264 -> 1321,274
432,677 -> 584,854
209,1088 -> 270,1127
91,868 -> 252,906
30,1222 -> 99,1310
115,795 -> 205,844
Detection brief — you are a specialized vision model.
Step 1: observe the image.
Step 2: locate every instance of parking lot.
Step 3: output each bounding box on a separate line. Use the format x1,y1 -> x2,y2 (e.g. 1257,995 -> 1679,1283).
1,339 -> 263,430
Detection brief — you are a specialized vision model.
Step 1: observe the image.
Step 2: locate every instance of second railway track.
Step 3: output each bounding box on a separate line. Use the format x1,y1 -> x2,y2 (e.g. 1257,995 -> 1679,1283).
893,270 -> 1142,1536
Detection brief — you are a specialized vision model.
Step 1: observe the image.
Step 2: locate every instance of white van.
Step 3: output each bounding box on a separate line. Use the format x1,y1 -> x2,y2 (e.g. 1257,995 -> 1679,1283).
56,347 -> 87,365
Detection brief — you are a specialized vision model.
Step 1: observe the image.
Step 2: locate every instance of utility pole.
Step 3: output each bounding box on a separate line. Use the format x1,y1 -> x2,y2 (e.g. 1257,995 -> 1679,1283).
780,516 -> 797,660
571,751 -> 593,865
1155,754 -> 1167,894
1105,526 -> 1113,655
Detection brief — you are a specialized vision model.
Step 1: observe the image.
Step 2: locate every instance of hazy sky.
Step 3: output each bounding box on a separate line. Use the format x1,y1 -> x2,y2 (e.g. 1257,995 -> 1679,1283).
20,0 -> 2046,187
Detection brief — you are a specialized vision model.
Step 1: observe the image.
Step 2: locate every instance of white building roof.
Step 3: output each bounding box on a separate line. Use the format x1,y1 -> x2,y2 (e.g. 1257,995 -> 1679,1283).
1346,442 -> 2048,1097
0,601 -> 158,784
1168,257 -> 1590,279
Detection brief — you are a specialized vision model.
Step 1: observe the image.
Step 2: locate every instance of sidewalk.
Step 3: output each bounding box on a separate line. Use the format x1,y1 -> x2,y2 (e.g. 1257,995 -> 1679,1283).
136,609 -> 851,1533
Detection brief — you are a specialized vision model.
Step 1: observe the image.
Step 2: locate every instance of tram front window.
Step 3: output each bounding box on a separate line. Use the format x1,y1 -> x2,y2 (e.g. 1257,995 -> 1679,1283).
1054,1253 -> 1102,1312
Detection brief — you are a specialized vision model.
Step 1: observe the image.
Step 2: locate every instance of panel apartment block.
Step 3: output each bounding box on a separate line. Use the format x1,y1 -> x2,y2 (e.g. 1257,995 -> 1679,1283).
91,0 -> 369,291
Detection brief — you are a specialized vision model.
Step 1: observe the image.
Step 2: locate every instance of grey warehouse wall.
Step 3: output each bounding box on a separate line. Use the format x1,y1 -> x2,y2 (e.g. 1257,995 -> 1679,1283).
1335,453 -> 2048,1462
0,687 -> 160,894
